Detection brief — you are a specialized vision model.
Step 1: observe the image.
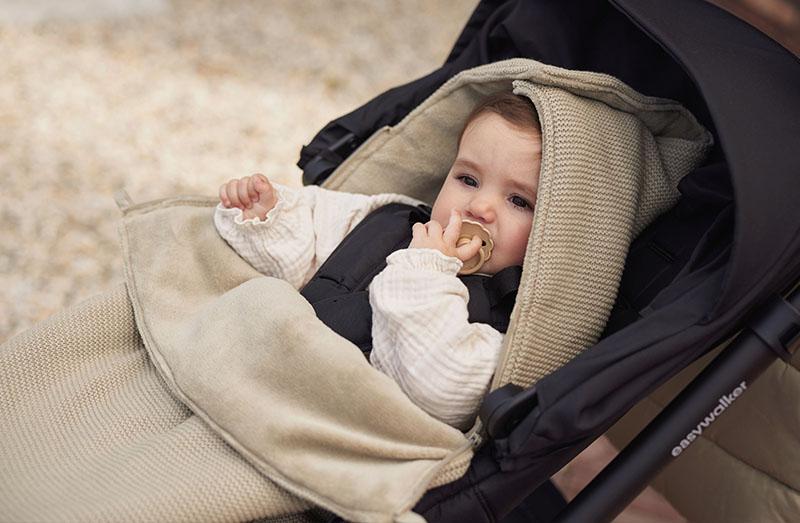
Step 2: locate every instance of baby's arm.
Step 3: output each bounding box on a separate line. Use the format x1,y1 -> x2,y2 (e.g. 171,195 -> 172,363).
370,210 -> 498,429
215,175 -> 316,288
214,174 -> 421,289
368,249 -> 504,430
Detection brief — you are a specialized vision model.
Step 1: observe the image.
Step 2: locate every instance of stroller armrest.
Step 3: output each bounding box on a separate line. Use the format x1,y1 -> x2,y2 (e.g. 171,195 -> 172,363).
480,383 -> 540,440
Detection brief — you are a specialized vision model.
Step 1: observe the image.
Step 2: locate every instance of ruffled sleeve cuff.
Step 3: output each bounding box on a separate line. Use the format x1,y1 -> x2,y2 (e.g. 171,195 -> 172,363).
214,183 -> 291,227
385,248 -> 463,276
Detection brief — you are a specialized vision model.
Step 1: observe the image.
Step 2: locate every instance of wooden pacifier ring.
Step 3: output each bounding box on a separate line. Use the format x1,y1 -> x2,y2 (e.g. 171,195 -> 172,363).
457,220 -> 494,275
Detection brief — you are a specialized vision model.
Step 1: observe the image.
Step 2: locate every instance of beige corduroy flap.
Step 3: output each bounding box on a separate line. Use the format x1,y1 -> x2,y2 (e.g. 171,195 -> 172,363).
323,58 -> 712,390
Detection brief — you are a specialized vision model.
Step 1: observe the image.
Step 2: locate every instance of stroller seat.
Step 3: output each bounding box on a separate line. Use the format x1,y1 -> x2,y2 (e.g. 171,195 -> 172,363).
2,1 -> 798,522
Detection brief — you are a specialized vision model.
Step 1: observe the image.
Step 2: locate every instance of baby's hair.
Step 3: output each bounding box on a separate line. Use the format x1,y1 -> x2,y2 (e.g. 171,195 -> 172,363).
459,91 -> 541,145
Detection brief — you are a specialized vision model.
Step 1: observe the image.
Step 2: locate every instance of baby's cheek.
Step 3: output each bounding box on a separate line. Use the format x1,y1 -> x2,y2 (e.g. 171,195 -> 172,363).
509,240 -> 528,266
510,218 -> 534,263
429,206 -> 450,229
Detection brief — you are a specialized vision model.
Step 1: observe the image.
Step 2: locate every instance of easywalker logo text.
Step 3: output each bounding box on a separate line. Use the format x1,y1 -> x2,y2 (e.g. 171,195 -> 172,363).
670,381 -> 748,458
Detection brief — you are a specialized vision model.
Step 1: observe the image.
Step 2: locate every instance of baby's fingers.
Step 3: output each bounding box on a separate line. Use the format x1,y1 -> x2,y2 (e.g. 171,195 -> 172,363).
456,235 -> 482,262
254,173 -> 270,188
219,183 -> 231,207
237,177 -> 253,209
442,209 -> 462,246
247,176 -> 258,203
254,174 -> 273,198
225,180 -> 243,209
411,222 -> 427,239
425,219 -> 443,238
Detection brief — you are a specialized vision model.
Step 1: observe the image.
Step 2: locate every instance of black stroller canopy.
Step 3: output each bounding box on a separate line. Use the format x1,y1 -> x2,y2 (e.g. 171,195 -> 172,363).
621,0 -> 800,315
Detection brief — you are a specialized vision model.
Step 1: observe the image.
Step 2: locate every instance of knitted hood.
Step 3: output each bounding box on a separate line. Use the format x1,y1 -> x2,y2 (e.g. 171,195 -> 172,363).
324,58 -> 713,389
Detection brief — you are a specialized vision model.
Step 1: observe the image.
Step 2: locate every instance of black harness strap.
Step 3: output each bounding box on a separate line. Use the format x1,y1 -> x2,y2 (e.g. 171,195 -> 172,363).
300,203 -> 521,354
461,266 -> 522,334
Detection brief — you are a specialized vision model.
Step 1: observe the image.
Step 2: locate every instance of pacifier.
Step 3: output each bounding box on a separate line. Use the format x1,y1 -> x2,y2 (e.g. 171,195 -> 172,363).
457,220 -> 494,275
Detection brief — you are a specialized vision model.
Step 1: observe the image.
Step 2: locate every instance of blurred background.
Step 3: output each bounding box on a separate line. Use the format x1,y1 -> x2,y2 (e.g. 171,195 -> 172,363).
0,0 -> 474,342
2,0 -> 798,343
1,1 -> 797,521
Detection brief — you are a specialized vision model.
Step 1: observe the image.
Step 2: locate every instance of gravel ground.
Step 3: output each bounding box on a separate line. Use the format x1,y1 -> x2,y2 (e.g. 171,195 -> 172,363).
0,0 -> 475,342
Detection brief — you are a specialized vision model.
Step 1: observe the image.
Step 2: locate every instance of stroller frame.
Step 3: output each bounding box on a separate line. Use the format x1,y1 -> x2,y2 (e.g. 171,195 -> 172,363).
551,288 -> 800,521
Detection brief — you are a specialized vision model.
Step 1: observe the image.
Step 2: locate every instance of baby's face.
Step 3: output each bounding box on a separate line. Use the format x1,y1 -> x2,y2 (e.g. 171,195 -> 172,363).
432,111 -> 541,274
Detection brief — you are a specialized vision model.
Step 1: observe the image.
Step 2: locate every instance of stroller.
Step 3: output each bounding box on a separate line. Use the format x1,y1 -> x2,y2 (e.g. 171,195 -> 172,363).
1,1 -> 797,522
297,0 -> 800,521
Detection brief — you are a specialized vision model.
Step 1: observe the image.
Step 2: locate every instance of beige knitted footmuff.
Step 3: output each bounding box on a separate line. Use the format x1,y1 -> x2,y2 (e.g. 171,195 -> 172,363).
0,59 -> 710,523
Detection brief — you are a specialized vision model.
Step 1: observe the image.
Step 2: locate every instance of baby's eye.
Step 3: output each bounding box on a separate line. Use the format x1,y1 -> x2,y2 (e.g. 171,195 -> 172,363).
510,195 -> 532,209
457,175 -> 478,188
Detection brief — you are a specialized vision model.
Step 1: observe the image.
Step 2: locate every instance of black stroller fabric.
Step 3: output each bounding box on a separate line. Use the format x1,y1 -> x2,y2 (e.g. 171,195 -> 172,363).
299,203 -> 520,353
300,0 -> 800,521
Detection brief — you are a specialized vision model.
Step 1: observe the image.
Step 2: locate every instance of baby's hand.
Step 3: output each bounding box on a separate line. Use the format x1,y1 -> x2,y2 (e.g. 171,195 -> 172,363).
219,174 -> 277,221
410,209 -> 482,263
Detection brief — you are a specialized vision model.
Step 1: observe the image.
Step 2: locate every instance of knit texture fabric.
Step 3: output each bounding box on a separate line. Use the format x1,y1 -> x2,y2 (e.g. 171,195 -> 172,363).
0,284 -> 311,522
496,78 -> 709,388
324,58 -> 712,389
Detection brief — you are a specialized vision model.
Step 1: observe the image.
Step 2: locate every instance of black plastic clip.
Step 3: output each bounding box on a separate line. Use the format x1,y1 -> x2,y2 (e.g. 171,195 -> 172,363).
749,295 -> 800,362
301,132 -> 359,186
479,383 -> 539,440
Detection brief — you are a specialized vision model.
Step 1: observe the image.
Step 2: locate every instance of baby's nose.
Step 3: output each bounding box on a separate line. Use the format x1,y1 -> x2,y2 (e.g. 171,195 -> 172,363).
465,197 -> 496,223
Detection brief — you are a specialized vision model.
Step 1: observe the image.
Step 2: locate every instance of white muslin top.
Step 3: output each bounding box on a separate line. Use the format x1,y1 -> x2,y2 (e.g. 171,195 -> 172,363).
214,183 -> 504,429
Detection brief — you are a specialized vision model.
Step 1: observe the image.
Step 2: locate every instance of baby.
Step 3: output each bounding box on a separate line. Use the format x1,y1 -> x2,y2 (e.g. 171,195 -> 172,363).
215,92 -> 541,429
